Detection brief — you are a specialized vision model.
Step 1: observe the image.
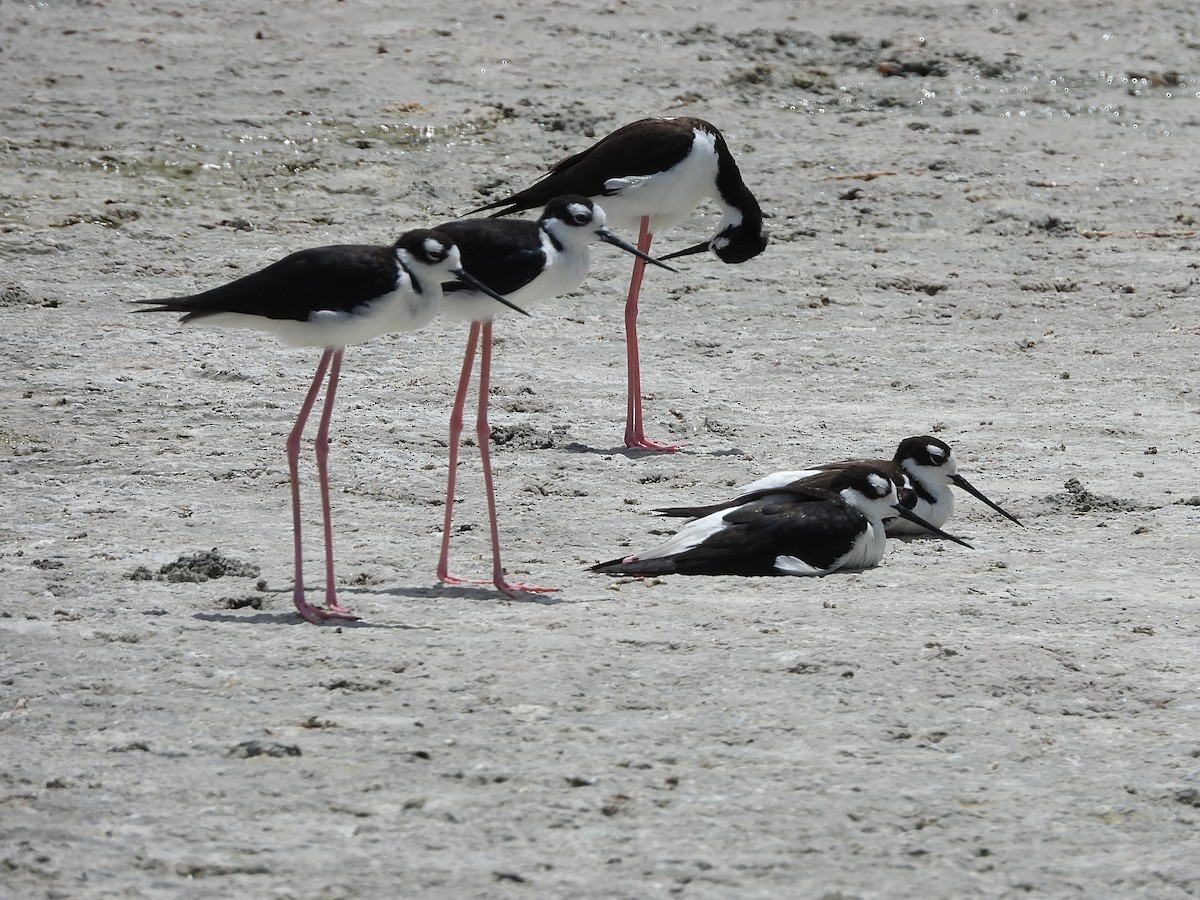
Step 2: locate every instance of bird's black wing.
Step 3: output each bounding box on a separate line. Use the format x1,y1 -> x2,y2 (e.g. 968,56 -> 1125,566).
593,494 -> 866,577
670,496 -> 866,575
468,120 -> 700,217
433,218 -> 549,296
133,244 -> 399,322
655,470 -> 847,520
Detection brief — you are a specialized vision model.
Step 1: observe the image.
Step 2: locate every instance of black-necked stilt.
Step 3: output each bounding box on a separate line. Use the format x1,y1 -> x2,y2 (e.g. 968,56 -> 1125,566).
470,116 -> 767,451
431,195 -> 675,596
731,436 -> 1023,536
134,230 -> 524,624
590,465 -> 970,578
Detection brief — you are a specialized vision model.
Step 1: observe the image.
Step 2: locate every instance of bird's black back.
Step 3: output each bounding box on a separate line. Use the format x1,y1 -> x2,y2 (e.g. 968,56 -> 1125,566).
433,217 -> 550,296
134,244 -> 401,322
593,492 -> 868,577
679,495 -> 868,575
469,118 -> 704,217
655,471 -> 847,520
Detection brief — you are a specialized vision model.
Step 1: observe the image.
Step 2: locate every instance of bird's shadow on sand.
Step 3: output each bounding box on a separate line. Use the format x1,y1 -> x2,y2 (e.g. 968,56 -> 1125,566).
562,442 -> 750,458
374,582 -> 573,605
192,581 -> 584,628
192,610 -> 410,629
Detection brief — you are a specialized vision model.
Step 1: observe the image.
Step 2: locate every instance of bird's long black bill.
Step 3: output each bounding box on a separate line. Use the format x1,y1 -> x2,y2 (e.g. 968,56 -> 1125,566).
597,230 -> 678,273
657,240 -> 711,262
453,269 -> 532,317
951,474 -> 1023,526
891,505 -> 974,549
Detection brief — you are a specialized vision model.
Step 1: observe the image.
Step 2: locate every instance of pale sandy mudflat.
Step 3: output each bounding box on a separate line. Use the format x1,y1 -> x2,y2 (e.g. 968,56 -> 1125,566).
2,1 -> 1199,898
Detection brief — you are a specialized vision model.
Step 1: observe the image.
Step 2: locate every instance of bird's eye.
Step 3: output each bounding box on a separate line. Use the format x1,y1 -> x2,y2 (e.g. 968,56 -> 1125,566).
866,472 -> 890,496
564,202 -> 593,225
422,238 -> 449,261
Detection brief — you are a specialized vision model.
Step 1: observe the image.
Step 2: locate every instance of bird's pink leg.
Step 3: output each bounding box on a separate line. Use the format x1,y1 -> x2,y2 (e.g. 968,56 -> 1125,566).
438,322 -> 555,595
287,348 -> 356,624
475,321 -> 555,595
437,323 -> 480,586
624,215 -> 683,452
313,348 -> 356,618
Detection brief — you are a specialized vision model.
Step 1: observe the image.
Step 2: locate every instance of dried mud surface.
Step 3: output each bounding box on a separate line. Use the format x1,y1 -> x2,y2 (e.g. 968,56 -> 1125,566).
2,1 -> 1199,897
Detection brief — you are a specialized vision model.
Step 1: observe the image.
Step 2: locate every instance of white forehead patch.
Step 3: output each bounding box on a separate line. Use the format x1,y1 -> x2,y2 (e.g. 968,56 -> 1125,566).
422,236 -> 447,259
566,201 -> 593,223
867,472 -> 890,495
